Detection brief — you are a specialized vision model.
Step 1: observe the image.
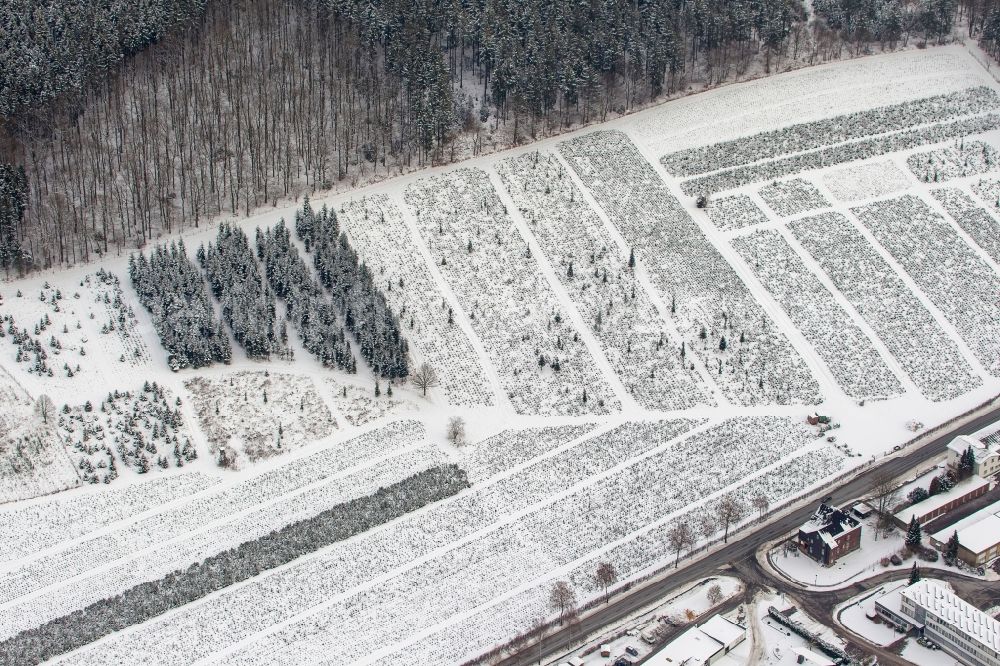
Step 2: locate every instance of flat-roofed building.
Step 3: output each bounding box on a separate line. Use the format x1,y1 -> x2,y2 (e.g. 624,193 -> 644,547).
930,502 -> 1000,566
646,615 -> 745,666
893,476 -> 990,527
892,581 -> 1000,666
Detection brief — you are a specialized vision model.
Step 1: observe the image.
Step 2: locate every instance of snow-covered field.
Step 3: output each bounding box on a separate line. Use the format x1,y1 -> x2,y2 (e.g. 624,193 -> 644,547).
730,228 -> 903,401
0,45 -> 999,666
758,178 -> 830,217
706,194 -> 770,232
822,160 -> 913,202
405,168 -> 618,415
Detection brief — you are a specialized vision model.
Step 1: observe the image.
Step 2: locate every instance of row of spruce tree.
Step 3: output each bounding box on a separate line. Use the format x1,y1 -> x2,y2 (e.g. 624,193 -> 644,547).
0,464 -> 469,666
130,214 -> 407,378
129,241 -> 231,370
198,224 -> 282,360
295,199 -> 410,379
256,221 -> 357,372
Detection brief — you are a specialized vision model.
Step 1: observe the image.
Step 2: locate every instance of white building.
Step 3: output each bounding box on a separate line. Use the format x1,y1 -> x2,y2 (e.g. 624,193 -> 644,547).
947,423 -> 1000,483
646,615 -> 746,666
893,581 -> 1000,666
930,501 -> 1000,566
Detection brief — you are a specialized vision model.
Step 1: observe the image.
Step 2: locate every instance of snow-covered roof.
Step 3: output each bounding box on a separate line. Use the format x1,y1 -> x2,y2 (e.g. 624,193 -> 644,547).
800,503 -> 860,538
951,432 -> 1000,463
930,500 -> 1000,553
947,434 -> 980,455
699,615 -> 745,647
790,647 -> 835,666
893,476 -> 991,524
959,514 -> 1000,554
901,581 -> 1000,654
972,419 -> 1000,446
820,530 -> 839,549
852,502 -> 873,515
876,586 -> 924,629
648,626 -> 723,665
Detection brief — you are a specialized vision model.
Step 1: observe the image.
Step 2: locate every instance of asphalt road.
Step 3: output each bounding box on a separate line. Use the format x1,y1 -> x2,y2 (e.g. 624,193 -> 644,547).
738,556 -> 1000,666
494,402 -> 1000,666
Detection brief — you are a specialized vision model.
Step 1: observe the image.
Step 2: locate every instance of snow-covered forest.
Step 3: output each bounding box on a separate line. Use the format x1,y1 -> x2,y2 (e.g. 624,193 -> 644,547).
0,0 -> 984,271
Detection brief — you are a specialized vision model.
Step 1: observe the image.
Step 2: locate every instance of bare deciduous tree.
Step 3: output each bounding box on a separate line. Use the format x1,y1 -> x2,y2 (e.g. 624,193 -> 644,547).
753,493 -> 770,520
548,581 -> 577,624
717,497 -> 745,543
446,416 -> 467,447
35,394 -> 54,424
668,521 -> 694,568
595,561 -> 617,602
707,583 -> 723,605
870,472 -> 901,540
412,362 -> 439,397
697,513 -> 717,540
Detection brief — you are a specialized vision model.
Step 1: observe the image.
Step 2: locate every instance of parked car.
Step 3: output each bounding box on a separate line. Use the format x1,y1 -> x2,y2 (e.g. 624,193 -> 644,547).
613,658 -> 633,666
625,645 -> 639,657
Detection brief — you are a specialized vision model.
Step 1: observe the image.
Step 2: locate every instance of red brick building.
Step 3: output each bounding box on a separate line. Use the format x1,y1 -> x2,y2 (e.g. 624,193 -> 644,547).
797,503 -> 862,566
893,476 -> 990,528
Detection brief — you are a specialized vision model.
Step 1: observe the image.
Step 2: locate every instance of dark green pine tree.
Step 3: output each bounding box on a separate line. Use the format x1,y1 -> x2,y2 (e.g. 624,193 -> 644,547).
905,516 -> 923,550
958,446 -> 975,480
945,530 -> 960,566
628,248 -> 635,269
908,562 -> 921,585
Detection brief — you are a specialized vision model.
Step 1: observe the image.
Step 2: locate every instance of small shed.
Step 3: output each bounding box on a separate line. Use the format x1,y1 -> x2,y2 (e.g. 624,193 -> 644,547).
699,615 -> 745,652
851,502 -> 873,519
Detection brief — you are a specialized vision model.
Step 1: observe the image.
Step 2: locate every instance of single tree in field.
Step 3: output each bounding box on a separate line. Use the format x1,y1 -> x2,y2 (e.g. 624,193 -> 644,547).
905,516 -> 923,550
945,530 -> 960,566
548,581 -> 577,624
870,472 -> 901,540
908,562 -> 921,585
752,493 -> 770,520
717,497 -> 745,543
446,416 -> 467,446
595,561 -> 617,602
411,362 -> 439,397
707,584 -> 723,605
668,521 -> 695,568
35,394 -> 55,424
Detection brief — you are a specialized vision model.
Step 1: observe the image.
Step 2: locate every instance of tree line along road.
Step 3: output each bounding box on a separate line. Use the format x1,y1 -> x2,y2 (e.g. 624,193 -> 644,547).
493,401 -> 1000,666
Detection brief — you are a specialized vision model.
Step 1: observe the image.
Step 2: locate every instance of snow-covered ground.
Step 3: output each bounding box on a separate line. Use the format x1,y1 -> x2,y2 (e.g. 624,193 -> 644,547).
0,45 -> 999,665
770,515 -> 911,588
747,589 -> 849,666
553,576 -> 743,666
836,578 -> 967,666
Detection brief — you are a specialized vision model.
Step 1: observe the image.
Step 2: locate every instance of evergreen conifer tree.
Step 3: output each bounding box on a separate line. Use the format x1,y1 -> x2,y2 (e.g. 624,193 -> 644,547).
905,516 -> 922,550
945,530 -> 960,566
